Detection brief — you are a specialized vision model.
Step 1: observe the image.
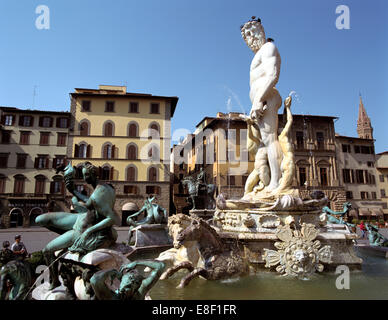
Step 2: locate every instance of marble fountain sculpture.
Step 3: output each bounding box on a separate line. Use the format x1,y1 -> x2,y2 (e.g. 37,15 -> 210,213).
205,17 -> 361,278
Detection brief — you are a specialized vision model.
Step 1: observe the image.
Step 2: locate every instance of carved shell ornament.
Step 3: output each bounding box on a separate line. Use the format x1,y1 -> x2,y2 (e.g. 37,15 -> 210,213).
263,223 -> 332,278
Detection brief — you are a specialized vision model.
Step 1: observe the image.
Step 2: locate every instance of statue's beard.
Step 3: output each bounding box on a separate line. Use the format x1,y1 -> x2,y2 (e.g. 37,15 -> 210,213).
246,34 -> 266,53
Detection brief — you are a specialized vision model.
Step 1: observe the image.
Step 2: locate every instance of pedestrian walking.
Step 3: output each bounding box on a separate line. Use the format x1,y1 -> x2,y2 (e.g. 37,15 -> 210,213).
11,235 -> 28,258
359,221 -> 367,239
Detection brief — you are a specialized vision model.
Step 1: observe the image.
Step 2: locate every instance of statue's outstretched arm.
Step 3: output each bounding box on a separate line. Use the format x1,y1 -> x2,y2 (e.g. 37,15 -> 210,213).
130,260 -> 165,299
279,97 -> 292,139
90,269 -> 121,300
121,260 -> 165,299
81,205 -> 120,240
63,164 -> 89,203
128,207 -> 146,219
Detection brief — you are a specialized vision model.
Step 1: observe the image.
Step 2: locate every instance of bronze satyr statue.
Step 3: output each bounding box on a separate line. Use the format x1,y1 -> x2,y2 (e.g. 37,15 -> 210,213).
126,197 -> 168,243
90,260 -> 165,300
36,162 -> 120,289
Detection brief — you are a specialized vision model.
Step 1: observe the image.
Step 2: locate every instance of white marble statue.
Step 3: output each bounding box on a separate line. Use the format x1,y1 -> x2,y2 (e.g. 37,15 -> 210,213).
241,17 -> 283,196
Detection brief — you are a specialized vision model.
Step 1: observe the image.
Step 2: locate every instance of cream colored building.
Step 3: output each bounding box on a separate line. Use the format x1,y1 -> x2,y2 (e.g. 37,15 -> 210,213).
0,107 -> 70,228
68,85 -> 178,224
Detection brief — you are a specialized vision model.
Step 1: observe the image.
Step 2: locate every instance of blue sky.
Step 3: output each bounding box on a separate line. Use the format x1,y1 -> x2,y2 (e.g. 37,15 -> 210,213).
0,0 -> 387,152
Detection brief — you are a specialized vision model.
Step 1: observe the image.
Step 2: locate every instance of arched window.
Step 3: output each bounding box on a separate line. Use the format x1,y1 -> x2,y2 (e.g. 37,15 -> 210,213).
103,122 -> 114,137
127,144 -> 137,160
14,175 -> 26,195
50,175 -> 64,194
102,143 -> 115,159
80,121 -> 89,136
126,166 -> 137,181
148,166 -> 158,182
128,122 -> 138,138
75,143 -> 90,158
101,166 -> 111,180
148,144 -> 160,161
34,175 -> 46,195
148,123 -> 160,138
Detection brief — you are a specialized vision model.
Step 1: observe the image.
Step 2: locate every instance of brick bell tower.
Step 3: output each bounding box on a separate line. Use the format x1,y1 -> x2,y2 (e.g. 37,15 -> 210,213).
357,95 -> 373,139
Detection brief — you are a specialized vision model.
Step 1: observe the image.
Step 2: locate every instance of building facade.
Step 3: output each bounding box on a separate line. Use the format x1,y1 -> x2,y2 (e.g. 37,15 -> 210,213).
68,85 -> 178,224
0,107 -> 70,228
376,151 -> 388,218
335,96 -> 384,221
172,111 -> 346,213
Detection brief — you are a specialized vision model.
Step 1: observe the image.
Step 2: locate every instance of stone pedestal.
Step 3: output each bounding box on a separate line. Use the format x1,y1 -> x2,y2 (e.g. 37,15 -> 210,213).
212,209 -> 363,270
355,243 -> 388,259
131,224 -> 172,248
189,209 -> 215,221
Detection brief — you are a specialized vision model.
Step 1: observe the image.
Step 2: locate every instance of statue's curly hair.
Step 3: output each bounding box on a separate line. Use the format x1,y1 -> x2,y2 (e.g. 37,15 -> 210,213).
80,161 -> 98,178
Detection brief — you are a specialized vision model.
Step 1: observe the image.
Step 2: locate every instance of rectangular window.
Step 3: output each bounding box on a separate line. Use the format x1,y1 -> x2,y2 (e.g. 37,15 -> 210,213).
40,132 -> 50,145
296,131 -> 304,150
316,132 -> 324,150
371,192 -> 377,199
379,175 -> 385,183
19,115 -> 33,127
57,118 -> 68,128
320,167 -> 328,186
129,102 -> 139,113
19,131 -> 30,145
0,154 -> 9,168
361,191 -> 369,200
53,156 -> 66,169
368,172 -> 376,185
35,156 -> 49,169
361,146 -> 372,154
105,101 -> 115,112
342,144 -> 351,153
342,169 -> 351,183
229,176 -> 235,186
146,185 -> 161,195
16,154 -> 27,169
82,101 -> 91,112
354,145 -> 360,153
381,189 -> 387,198
299,167 -> 307,186
40,117 -> 53,128
367,161 -> 374,167
150,103 -> 160,114
346,191 -> 353,199
1,130 -> 11,144
57,133 -> 67,146
124,185 -> 138,194
4,115 -> 14,126
356,170 -> 364,184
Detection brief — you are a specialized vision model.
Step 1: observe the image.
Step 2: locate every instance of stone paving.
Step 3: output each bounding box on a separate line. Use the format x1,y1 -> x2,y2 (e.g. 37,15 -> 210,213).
0,225 -> 386,254
0,226 -> 131,253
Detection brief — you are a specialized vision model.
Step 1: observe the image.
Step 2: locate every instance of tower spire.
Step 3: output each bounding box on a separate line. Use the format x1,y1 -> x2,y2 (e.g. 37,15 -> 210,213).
357,95 -> 373,139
